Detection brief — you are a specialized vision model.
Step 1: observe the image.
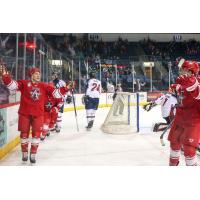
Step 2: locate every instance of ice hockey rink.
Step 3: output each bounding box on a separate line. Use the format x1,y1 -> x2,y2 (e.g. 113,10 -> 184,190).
0,106 -> 191,166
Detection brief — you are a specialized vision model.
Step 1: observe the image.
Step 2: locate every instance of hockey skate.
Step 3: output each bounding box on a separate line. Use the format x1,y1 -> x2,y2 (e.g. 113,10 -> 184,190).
40,134 -> 46,141
55,125 -> 61,133
30,153 -> 36,164
22,152 -> 28,162
49,127 -> 55,133
86,120 -> 94,131
46,131 -> 50,137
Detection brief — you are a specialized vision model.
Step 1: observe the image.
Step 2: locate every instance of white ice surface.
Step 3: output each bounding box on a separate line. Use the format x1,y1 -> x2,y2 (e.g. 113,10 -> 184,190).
0,106 -> 190,166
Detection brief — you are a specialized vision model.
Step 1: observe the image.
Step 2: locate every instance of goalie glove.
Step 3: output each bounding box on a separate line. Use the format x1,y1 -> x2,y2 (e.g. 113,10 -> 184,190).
143,102 -> 156,111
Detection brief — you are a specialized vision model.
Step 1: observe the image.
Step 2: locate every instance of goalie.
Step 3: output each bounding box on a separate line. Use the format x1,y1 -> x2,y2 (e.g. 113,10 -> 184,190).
143,87 -> 178,132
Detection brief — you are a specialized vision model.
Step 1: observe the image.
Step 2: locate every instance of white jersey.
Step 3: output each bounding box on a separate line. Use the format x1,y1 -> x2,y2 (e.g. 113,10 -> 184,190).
86,78 -> 101,98
155,93 -> 177,118
54,80 -> 66,88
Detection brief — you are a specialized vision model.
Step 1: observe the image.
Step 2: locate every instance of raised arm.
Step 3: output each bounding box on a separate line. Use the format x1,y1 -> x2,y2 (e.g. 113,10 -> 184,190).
0,64 -> 23,91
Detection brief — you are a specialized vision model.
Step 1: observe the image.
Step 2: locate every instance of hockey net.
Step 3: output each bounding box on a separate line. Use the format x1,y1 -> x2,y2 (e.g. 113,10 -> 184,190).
101,92 -> 139,134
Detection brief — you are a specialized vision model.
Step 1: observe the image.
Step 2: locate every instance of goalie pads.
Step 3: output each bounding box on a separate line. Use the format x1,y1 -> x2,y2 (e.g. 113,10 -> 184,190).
143,102 -> 156,111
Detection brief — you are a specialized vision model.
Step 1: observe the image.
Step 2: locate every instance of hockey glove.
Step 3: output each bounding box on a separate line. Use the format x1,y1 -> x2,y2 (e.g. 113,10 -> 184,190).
66,95 -> 72,104
66,80 -> 76,90
51,107 -> 59,115
143,102 -> 156,111
82,95 -> 89,105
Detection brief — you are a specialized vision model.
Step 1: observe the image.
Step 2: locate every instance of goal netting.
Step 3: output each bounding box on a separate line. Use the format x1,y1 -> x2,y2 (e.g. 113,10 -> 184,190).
101,92 -> 139,134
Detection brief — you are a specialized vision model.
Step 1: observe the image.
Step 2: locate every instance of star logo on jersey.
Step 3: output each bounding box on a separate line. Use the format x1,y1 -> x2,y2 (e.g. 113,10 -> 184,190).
188,138 -> 194,143
45,101 -> 53,110
30,88 -> 41,101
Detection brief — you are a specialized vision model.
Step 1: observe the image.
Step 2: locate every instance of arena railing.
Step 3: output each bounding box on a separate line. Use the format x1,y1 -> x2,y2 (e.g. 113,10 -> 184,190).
0,33 -> 182,106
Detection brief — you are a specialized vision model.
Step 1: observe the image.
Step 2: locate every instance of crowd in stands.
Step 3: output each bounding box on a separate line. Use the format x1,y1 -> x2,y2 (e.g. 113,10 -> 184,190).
43,34 -> 200,61
0,34 -> 15,57
43,34 -> 131,61
140,38 -> 200,61
2,33 -> 200,62
2,33 -> 200,96
43,34 -> 200,91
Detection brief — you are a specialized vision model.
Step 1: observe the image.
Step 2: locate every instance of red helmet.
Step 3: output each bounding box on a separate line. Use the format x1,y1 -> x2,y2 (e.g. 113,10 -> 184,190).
181,60 -> 199,74
28,67 -> 40,77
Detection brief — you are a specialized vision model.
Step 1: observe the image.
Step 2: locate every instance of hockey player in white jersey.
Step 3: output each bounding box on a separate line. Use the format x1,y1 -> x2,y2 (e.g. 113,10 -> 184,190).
143,87 -> 178,132
82,72 -> 101,130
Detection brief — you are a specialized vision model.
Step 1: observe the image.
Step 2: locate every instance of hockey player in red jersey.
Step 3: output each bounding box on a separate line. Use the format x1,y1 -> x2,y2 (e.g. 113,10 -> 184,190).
168,60 -> 200,166
0,66 -> 73,164
51,73 -> 67,133
41,89 -> 64,140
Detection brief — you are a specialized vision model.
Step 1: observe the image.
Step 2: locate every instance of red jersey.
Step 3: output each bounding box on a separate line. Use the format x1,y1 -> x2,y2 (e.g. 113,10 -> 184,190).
2,74 -> 68,117
168,75 -> 200,147
44,95 -> 64,112
175,75 -> 200,120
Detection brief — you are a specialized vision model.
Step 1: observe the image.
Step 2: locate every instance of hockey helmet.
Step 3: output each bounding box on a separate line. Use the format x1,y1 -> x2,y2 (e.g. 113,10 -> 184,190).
28,67 -> 40,77
181,60 -> 199,75
59,80 -> 67,87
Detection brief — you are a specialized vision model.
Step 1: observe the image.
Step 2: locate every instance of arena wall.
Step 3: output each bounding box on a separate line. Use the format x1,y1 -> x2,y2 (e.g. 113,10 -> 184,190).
0,103 -> 20,159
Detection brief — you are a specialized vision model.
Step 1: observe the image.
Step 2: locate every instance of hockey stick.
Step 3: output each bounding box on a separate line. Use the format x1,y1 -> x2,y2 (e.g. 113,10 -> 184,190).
71,88 -> 79,132
160,119 -> 174,146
